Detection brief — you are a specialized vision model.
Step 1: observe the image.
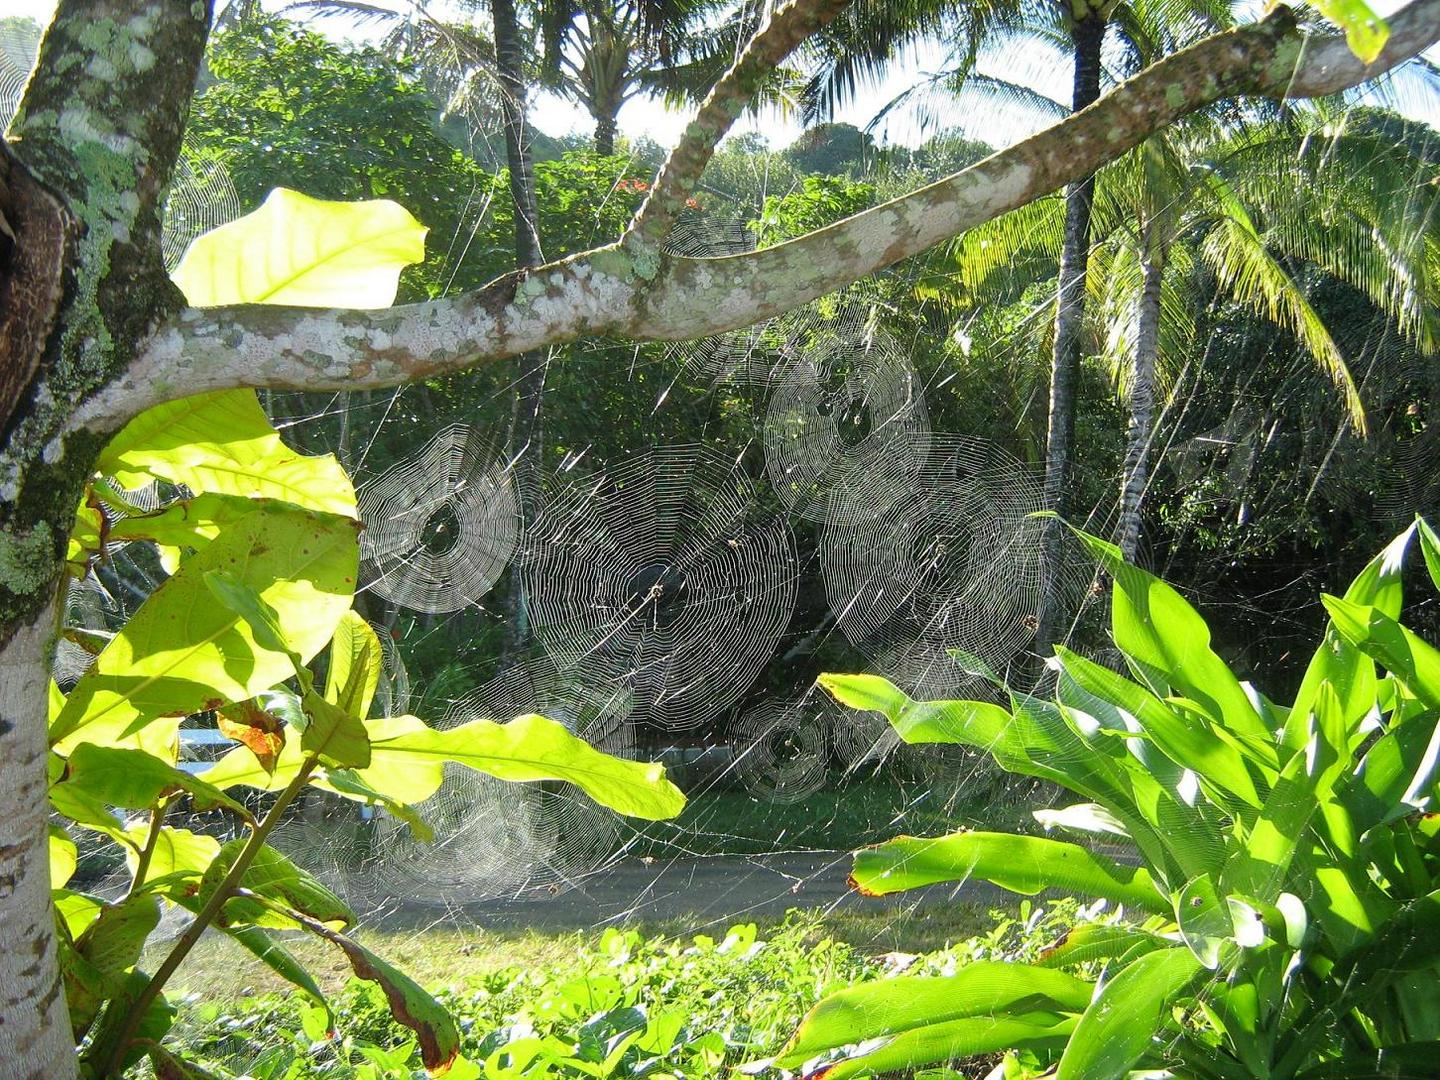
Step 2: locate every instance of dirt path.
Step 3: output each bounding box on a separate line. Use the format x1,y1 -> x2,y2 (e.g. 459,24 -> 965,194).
360,851 -> 1009,931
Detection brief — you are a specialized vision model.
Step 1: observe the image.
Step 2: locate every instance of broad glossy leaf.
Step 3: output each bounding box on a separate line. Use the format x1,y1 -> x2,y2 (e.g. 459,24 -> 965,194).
1419,518 -> 1440,595
300,689 -> 372,768
1225,684 -> 1347,903
217,698 -> 287,775
171,187 -> 426,308
57,743 -> 251,821
51,505 -> 359,756
296,916 -> 459,1075
1065,524 -> 1267,741
217,924 -> 330,1020
1054,946 -> 1203,1079
1055,646 -> 1265,809
1294,1042 -> 1440,1080
1291,526 -> 1412,750
49,825 -> 77,889
127,827 -> 221,891
107,491 -> 272,555
851,831 -> 1169,914
1036,923 -> 1170,968
799,1013 -> 1075,1080
199,840 -> 354,931
98,390 -> 356,518
326,611 -> 382,720
1032,803 -> 1129,838
774,964 -> 1093,1069
1323,596 -> 1440,712
54,889 -> 106,940
356,713 -> 685,821
1346,708 -> 1440,830
818,673 -> 1013,746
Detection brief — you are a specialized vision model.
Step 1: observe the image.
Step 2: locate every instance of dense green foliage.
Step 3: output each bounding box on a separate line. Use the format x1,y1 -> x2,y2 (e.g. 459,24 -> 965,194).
793,522 -> 1440,1078
161,903 -> 1116,1079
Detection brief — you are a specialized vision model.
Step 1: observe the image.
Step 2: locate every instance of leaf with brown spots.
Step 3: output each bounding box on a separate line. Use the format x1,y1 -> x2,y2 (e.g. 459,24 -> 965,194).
217,697 -> 287,775
289,911 -> 460,1074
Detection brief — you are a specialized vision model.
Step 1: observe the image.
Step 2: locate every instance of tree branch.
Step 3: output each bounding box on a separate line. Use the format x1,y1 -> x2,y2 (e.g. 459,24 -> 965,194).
73,0 -> 1440,436
626,0 -> 852,243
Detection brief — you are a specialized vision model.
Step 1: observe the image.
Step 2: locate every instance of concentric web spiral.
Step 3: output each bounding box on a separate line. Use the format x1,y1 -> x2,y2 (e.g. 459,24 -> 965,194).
161,153 -> 244,271
822,436 -> 1063,698
731,692 -> 834,803
522,445 -> 799,731
661,213 -> 793,386
366,658 -> 635,902
763,312 -> 931,522
357,424 -> 522,613
0,18 -> 39,130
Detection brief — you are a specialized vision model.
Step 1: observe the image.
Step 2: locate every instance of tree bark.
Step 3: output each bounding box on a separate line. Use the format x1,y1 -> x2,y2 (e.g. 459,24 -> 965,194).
1035,9 -> 1106,656
0,3 -> 210,1071
1118,225 -> 1165,562
491,0 -> 546,660
595,109 -> 618,157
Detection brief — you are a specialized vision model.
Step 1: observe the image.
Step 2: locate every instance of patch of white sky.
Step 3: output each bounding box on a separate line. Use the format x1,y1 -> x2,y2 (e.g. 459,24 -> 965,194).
3,0 -> 1435,152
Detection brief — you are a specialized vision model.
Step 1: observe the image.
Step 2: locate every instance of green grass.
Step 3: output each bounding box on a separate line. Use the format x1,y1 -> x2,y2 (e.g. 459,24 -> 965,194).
158,899 -> 1003,1001
629,773 -> 1039,857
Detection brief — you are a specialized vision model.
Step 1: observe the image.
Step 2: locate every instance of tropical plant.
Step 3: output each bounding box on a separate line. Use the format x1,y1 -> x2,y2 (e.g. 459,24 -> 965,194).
772,518 -> 1440,1079
48,189 -> 684,1078
944,105 -> 1440,560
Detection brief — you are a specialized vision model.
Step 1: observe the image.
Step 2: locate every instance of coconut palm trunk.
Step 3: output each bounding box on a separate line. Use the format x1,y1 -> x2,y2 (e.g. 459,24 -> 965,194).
1036,7 -> 1107,654
492,0 -> 547,655
1118,221 -> 1165,561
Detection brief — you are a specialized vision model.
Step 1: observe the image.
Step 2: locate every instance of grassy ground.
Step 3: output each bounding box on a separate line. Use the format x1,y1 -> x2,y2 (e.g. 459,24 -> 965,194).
629,772 -> 1039,857
156,897 -> 1004,1001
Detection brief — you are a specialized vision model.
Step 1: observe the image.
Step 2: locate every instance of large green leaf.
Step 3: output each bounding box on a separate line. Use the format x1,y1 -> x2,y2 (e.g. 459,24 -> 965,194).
55,743 -> 251,821
198,840 -> 354,932
1225,684 -> 1348,903
171,187 -> 426,308
850,831 -> 1169,914
794,1014 -> 1075,1080
1290,526 -> 1412,750
98,390 -> 356,518
1323,596 -> 1440,712
325,611 -> 382,720
50,505 -> 359,756
1064,524 -> 1267,742
773,965 -> 1092,1070
1055,645 -> 1266,809
356,714 -> 685,820
1054,946 -> 1203,1079
203,712 -> 684,821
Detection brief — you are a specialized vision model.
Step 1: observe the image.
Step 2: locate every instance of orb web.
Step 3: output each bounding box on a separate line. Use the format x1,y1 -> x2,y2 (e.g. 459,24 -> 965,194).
52,575 -> 119,687
763,312 -> 931,522
357,424 -> 522,613
521,445 -> 799,731
367,657 -> 635,903
831,690 -> 902,772
730,693 -> 832,803
0,18 -> 40,129
369,620 -> 413,718
161,153 -> 244,271
822,436 -> 1054,698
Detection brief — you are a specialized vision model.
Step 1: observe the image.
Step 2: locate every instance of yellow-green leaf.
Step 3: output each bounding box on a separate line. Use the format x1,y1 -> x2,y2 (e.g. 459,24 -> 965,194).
98,391 -> 356,519
1310,0 -> 1389,63
171,187 -> 426,308
50,505 -> 359,757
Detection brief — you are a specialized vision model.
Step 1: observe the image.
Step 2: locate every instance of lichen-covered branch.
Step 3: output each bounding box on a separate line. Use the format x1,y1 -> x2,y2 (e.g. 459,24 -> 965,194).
626,0 -> 852,244
76,0 -> 1440,436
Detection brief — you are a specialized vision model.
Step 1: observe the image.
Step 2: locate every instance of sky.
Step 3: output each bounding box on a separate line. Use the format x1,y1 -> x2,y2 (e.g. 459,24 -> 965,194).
3,0 -> 1435,150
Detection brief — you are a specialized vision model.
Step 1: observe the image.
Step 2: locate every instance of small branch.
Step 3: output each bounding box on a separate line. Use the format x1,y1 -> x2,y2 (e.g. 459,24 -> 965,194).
75,0 -> 1440,435
122,801 -> 169,903
99,758 -> 317,1078
627,0 -> 852,243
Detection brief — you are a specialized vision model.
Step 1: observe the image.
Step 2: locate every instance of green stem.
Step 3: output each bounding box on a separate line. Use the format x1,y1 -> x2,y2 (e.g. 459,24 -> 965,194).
122,800 -> 169,902
97,757 -> 318,1078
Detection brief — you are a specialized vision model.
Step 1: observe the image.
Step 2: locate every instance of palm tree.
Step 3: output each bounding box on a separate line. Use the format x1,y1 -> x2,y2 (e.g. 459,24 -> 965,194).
945,107 -> 1440,562
797,0 -> 1232,653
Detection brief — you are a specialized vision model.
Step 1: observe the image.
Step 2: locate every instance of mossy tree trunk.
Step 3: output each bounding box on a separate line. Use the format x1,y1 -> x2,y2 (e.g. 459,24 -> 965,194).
0,4 -> 211,1074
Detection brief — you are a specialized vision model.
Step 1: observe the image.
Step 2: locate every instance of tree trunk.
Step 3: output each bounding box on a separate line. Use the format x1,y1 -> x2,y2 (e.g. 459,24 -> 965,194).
1035,9 -> 1107,656
1118,227 -> 1165,562
0,3 -> 210,1072
595,109 -> 618,157
490,0 -> 547,661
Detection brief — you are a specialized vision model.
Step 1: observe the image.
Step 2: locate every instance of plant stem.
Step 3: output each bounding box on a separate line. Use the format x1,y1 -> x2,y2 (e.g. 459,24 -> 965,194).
122,800 -> 169,903
98,758 -> 318,1078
